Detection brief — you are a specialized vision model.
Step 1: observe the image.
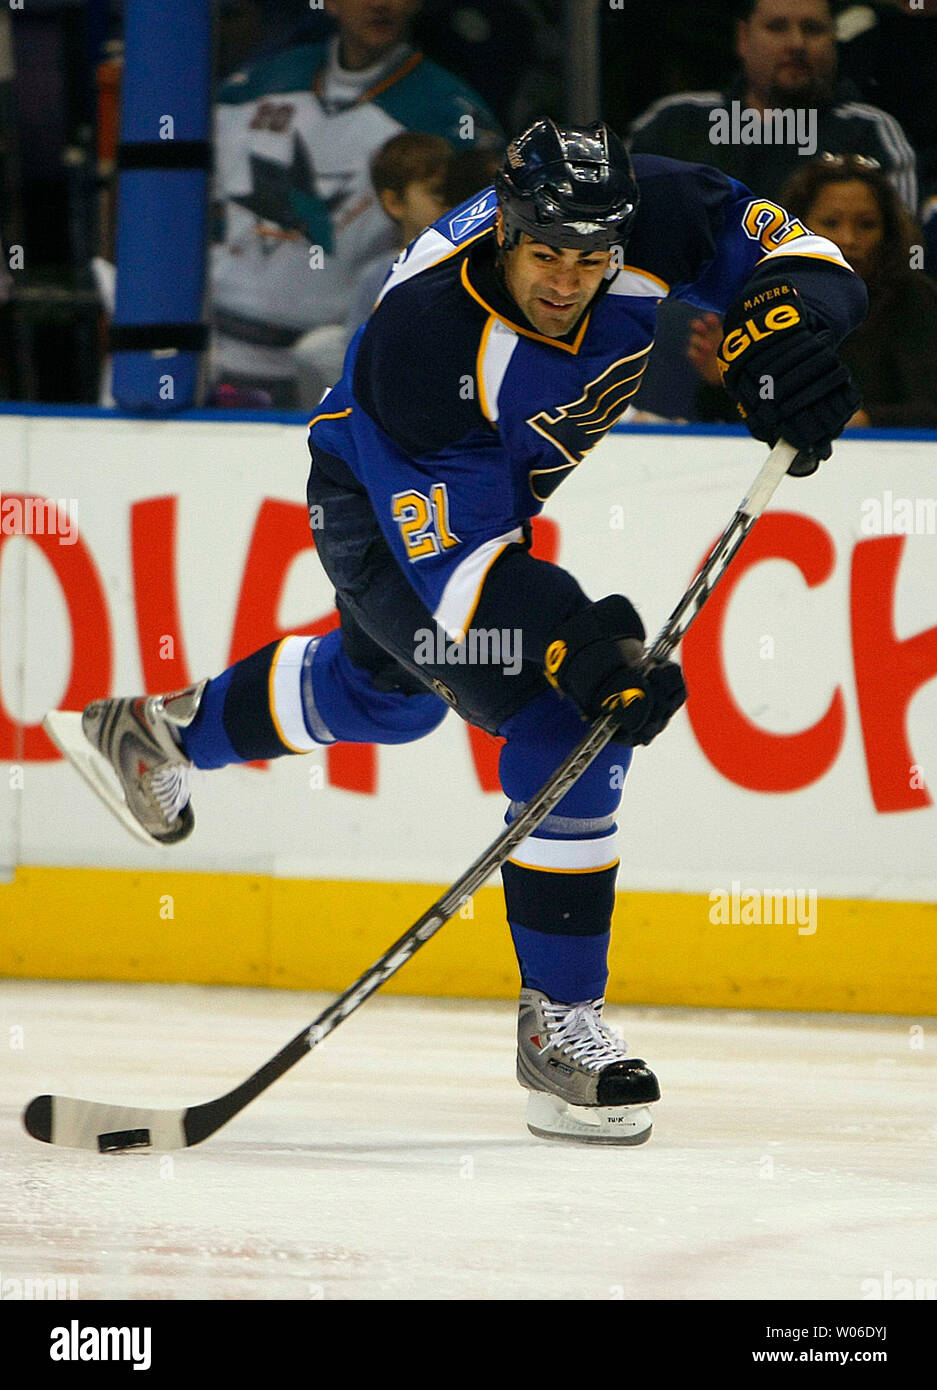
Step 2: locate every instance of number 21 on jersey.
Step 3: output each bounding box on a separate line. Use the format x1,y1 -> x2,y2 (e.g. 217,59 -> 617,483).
392,483 -> 460,561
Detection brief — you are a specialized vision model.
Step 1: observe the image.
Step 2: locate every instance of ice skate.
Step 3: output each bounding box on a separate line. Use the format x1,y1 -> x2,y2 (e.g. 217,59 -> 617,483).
43,683 -> 206,847
517,989 -> 659,1145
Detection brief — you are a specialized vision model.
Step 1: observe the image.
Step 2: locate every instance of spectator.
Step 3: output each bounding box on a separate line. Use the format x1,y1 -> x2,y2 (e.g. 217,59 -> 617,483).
688,155 -> 937,428
625,0 -> 918,423
210,0 -> 502,408
628,0 -> 918,212
339,132 -> 453,381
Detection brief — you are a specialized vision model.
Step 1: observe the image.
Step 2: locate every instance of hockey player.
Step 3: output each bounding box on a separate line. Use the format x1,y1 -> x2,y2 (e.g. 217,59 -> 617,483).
48,120 -> 866,1144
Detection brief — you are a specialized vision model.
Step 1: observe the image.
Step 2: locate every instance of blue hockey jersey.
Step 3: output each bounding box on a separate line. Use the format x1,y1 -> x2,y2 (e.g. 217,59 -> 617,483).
308,154 -> 867,639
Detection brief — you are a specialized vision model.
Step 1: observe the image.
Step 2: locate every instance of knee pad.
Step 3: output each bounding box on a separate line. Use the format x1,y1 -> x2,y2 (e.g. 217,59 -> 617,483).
307,629 -> 448,745
498,688 -> 631,824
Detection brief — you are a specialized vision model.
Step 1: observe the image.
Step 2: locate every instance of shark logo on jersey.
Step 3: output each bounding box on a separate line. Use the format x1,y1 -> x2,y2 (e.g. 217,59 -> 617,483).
234,142 -> 356,256
448,190 -> 497,243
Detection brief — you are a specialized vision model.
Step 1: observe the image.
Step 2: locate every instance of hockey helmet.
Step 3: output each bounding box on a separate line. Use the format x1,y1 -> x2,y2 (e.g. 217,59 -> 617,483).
495,119 -> 639,253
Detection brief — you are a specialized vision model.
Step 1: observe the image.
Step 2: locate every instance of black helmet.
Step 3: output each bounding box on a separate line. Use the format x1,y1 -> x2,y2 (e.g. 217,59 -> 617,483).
495,119 -> 639,253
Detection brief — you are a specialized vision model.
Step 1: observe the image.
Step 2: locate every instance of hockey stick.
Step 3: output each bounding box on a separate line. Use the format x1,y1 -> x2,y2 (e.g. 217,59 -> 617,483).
23,438 -> 801,1152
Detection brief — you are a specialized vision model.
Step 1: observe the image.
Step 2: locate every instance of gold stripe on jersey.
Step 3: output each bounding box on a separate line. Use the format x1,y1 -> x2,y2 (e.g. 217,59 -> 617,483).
506,858 -> 621,875
308,406 -> 353,429
460,258 -> 592,355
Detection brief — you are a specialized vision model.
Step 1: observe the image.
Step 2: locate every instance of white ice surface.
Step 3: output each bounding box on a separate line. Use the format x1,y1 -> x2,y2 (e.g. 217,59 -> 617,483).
2,981 -> 935,1301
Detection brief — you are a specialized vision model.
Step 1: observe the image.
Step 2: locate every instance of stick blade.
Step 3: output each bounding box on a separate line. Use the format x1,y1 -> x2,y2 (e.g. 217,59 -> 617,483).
22,1093 -> 188,1153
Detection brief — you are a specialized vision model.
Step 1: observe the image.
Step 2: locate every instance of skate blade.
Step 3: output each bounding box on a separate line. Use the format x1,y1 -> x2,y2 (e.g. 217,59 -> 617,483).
43,710 -> 159,848
526,1091 -> 654,1146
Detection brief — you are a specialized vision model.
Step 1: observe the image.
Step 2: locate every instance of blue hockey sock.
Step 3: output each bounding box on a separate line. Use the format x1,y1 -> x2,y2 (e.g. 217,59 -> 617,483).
498,689 -> 631,1003
509,919 -> 611,1003
180,636 -> 330,768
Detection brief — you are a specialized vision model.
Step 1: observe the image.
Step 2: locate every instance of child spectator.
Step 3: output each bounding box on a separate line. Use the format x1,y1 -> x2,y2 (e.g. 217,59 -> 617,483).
341,131 -> 453,354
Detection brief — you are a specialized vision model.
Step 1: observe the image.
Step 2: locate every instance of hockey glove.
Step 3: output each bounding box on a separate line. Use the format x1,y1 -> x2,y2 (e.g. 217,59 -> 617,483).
717,281 -> 862,470
544,595 -> 687,746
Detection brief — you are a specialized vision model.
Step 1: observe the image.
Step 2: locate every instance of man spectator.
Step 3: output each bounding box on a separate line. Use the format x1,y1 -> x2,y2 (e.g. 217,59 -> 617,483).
628,0 -> 917,212
624,0 -> 917,422
210,0 -> 502,407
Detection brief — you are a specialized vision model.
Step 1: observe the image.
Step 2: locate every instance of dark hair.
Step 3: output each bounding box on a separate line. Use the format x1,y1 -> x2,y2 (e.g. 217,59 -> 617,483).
736,0 -> 832,20
369,131 -> 452,200
778,154 -> 920,281
442,149 -> 502,208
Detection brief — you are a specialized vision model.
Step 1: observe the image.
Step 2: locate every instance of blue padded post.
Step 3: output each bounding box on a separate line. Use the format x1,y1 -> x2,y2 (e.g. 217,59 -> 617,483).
111,0 -> 212,411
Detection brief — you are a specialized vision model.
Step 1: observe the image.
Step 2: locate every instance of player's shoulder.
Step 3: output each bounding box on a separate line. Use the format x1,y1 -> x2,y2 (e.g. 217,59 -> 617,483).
217,42 -> 327,105
631,152 -> 737,197
630,155 -> 742,238
364,213 -> 494,358
620,156 -> 750,293
372,53 -> 502,145
374,188 -> 499,310
353,215 -> 495,455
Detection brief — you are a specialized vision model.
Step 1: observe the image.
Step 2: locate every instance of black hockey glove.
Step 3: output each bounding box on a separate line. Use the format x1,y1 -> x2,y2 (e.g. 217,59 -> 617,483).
544,595 -> 687,746
717,280 -> 862,472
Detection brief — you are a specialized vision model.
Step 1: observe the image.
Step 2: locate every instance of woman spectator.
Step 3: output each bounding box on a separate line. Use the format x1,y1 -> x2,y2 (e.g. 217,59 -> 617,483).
689,154 -> 937,428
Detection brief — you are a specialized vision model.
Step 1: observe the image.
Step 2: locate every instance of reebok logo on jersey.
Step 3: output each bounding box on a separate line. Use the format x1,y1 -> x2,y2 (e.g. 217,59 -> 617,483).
448,190 -> 497,242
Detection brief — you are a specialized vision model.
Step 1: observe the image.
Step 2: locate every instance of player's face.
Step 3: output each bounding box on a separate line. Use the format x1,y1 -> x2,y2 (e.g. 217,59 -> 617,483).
500,234 -> 612,338
805,180 -> 884,280
736,0 -> 836,106
326,0 -> 421,66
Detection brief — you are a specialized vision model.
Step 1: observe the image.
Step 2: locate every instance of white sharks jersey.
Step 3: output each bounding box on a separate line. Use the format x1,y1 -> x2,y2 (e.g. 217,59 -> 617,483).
211,38 -> 501,386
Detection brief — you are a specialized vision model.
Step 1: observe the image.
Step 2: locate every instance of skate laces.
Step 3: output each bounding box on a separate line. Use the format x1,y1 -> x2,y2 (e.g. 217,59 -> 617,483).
145,763 -> 191,823
541,999 -> 631,1071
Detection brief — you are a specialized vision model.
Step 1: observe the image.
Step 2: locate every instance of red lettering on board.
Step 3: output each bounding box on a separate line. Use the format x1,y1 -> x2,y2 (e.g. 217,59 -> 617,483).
0,498 -> 112,760
851,536 -> 937,812
682,512 -> 845,792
